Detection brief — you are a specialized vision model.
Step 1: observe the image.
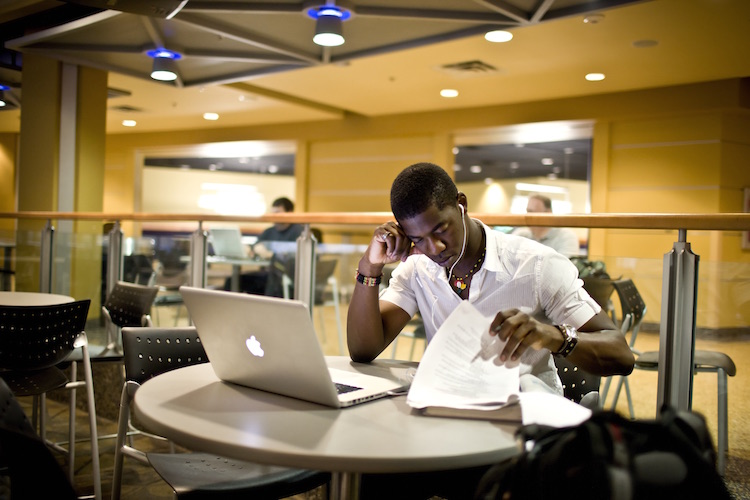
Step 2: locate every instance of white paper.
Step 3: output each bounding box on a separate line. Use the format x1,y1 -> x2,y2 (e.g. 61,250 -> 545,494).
406,301 -> 520,410
519,392 -> 592,427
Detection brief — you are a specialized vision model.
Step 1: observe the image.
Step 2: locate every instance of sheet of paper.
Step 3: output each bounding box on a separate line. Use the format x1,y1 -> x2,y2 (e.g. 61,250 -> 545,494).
407,301 -> 520,410
519,392 -> 592,427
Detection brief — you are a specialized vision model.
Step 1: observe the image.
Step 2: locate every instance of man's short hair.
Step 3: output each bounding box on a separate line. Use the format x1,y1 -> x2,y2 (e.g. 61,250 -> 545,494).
390,163 -> 458,221
271,197 -> 295,212
529,194 -> 552,211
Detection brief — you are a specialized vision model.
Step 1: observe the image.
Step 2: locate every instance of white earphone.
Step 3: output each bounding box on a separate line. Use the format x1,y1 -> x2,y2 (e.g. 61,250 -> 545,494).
459,204 -> 465,215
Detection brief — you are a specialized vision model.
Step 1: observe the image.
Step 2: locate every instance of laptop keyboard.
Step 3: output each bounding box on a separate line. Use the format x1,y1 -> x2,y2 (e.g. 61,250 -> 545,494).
335,382 -> 363,394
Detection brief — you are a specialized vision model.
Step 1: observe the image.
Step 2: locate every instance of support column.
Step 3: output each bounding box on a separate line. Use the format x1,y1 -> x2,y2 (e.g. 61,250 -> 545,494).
17,54 -> 107,303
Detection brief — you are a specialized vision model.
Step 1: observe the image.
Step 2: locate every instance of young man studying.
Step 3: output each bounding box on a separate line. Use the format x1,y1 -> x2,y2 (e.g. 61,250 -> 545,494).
347,162 -> 634,499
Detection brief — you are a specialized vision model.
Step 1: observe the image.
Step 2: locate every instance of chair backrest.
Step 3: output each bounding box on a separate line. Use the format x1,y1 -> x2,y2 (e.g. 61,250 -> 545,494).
612,279 -> 647,346
553,356 -> 601,405
313,258 -> 338,305
0,377 -> 78,499
581,276 -> 615,309
104,281 -> 159,328
121,326 -> 208,385
0,299 -> 91,371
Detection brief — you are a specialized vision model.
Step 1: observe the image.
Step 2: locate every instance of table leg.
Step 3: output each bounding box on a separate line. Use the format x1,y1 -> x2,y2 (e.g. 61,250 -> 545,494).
331,471 -> 361,500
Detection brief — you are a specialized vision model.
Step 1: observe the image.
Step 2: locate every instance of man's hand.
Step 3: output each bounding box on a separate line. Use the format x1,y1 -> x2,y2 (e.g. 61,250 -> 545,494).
361,222 -> 420,273
489,309 -> 563,362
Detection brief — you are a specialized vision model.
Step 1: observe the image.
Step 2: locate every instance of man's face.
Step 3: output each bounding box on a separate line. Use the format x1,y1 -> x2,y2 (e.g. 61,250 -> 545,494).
271,204 -> 290,231
398,203 -> 464,268
526,197 -> 550,214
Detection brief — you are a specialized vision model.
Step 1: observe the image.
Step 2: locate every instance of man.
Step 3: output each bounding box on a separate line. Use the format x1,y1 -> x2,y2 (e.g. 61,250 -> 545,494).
347,163 -> 633,498
232,197 -> 304,296
512,193 -> 581,257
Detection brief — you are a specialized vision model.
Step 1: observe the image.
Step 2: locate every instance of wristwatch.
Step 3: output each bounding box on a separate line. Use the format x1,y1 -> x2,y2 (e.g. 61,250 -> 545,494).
553,324 -> 578,358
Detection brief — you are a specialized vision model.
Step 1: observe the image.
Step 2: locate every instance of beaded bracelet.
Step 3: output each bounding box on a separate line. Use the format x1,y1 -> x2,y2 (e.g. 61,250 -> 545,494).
355,270 -> 382,287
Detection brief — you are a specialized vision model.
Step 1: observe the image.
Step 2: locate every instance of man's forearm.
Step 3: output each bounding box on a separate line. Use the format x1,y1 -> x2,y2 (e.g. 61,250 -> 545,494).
346,262 -> 387,362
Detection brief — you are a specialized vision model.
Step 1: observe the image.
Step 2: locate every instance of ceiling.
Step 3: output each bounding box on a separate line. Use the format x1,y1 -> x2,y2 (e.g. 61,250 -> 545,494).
1,0 -> 749,182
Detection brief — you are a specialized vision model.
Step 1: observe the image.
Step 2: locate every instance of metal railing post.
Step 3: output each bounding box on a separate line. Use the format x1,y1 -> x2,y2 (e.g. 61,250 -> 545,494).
657,228 -> 699,413
294,225 -> 317,313
106,221 -> 124,294
39,220 -> 54,293
190,223 -> 208,288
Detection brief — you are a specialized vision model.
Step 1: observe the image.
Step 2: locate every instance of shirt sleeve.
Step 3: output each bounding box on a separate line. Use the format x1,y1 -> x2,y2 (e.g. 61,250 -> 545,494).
379,259 -> 420,318
539,252 -> 600,328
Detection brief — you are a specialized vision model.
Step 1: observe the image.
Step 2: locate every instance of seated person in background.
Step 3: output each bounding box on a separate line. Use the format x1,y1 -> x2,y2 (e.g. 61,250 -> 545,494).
512,193 -> 581,257
228,197 -> 304,296
347,162 -> 634,499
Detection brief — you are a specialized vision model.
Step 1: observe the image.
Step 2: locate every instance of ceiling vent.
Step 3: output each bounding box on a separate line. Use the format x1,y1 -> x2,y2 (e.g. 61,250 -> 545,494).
109,105 -> 142,113
438,60 -> 500,78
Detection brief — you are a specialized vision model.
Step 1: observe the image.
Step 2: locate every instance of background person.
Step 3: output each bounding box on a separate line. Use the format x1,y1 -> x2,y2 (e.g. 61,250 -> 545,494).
513,193 -> 581,257
228,196 -> 304,296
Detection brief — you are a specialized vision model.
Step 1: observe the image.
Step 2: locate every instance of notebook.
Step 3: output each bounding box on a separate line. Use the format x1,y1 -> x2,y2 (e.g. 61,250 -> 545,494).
209,227 -> 247,258
179,286 -> 406,408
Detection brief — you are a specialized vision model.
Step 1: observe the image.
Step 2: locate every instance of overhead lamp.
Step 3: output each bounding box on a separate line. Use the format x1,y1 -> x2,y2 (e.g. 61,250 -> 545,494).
0,85 -> 8,107
307,5 -> 351,47
147,48 -> 182,81
485,30 -> 513,43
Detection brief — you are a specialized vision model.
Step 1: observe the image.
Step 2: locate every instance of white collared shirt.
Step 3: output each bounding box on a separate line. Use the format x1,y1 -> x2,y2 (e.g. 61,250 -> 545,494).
380,221 -> 601,393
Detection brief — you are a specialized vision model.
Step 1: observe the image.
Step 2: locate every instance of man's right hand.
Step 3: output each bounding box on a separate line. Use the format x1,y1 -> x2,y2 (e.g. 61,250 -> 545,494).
360,221 -> 418,273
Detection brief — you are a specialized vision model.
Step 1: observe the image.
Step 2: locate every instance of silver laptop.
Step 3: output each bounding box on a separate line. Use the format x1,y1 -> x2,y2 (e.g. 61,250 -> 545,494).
179,286 -> 405,408
209,227 -> 246,258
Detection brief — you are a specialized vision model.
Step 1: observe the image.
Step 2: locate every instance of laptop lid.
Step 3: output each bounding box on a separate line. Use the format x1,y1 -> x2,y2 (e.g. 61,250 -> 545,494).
179,286 -> 404,408
209,228 -> 246,258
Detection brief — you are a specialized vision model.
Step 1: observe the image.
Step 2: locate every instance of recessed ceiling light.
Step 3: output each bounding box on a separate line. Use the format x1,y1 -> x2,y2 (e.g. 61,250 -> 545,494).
583,14 -> 604,24
122,119 -> 136,127
541,158 -> 554,165
203,112 -> 219,120
484,177 -> 493,185
585,73 -> 606,81
509,161 -> 519,170
440,89 -> 459,98
453,164 -> 462,171
485,30 -> 513,43
268,165 -> 279,174
470,165 -> 482,173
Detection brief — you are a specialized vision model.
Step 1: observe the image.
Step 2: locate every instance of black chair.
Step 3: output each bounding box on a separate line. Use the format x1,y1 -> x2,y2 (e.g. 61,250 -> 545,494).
581,275 -> 617,324
0,376 -> 78,499
604,278 -> 736,475
554,356 -> 601,409
0,299 -> 101,499
112,326 -> 330,500
102,281 -> 159,352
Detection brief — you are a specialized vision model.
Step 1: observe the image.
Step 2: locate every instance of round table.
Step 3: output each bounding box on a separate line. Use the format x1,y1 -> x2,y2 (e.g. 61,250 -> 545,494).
134,357 -> 520,499
0,291 -> 75,306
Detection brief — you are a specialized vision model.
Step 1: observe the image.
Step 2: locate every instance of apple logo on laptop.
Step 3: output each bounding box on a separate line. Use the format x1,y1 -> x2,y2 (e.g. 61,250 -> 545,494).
245,335 -> 265,357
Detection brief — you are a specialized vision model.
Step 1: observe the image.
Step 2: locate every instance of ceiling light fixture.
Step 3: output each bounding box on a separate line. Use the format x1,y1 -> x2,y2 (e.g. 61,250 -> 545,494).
440,89 -> 459,98
308,5 -> 351,47
485,30 -> 513,43
203,112 -> 219,120
122,120 -> 136,127
147,48 -> 182,81
0,85 -> 8,107
585,72 -> 606,81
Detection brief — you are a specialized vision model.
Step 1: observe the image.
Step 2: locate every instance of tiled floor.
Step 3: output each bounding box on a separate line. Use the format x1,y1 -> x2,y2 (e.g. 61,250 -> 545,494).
16,302 -> 750,499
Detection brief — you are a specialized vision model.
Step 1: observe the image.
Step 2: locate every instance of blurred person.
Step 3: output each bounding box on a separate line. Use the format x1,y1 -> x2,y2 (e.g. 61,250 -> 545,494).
513,193 -> 580,257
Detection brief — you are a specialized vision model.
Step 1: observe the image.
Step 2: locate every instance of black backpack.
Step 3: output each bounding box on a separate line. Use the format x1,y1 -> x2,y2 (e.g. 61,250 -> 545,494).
475,406 -> 730,500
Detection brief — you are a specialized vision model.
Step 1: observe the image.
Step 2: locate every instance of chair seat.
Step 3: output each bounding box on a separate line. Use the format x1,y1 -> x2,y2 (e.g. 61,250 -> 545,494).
635,350 -> 737,376
148,452 -> 330,499
0,367 -> 68,397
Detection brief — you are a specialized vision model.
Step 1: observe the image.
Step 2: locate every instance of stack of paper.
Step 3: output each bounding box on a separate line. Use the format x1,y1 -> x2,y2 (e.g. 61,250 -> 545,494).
406,301 -> 591,426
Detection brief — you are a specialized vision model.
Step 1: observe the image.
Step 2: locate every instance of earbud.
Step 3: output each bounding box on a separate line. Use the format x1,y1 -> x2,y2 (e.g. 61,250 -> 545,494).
459,205 -> 465,215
